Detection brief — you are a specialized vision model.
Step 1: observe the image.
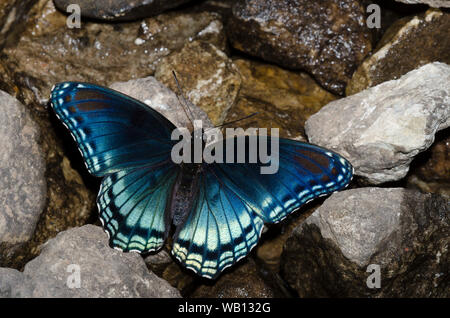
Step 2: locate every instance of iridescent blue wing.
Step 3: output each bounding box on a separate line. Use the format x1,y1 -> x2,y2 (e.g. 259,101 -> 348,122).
172,137 -> 352,278
98,161 -> 179,252
211,137 -> 353,223
50,82 -> 179,252
172,168 -> 264,279
50,82 -> 177,176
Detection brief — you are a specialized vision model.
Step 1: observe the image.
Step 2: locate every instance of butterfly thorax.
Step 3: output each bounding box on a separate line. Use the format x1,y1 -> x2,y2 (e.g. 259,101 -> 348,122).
169,163 -> 202,227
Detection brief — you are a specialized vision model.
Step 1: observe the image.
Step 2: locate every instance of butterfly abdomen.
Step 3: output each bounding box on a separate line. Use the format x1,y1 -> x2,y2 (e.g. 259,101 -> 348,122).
169,164 -> 201,227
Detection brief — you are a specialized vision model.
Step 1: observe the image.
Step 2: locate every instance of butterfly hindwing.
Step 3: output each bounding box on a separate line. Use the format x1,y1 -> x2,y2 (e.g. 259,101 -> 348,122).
172,168 -> 264,279
98,161 -> 179,252
50,82 -> 177,176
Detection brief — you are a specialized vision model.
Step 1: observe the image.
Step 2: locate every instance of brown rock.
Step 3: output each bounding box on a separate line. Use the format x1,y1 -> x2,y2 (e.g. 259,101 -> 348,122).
227,0 -> 372,95
155,41 -> 241,125
347,9 -> 450,95
191,0 -> 235,21
53,0 -> 194,21
191,258 -> 275,298
2,0 -> 226,109
256,203 -> 318,273
225,59 -> 337,140
408,131 -> 450,196
145,249 -> 197,296
0,0 -> 35,49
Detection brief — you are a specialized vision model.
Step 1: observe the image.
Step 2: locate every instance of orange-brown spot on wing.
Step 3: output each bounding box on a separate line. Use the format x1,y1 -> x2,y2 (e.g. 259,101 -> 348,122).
68,106 -> 76,113
321,175 -> 330,183
64,95 -> 72,103
296,149 -> 330,168
74,90 -> 111,101
76,101 -> 111,112
293,155 -> 322,173
331,167 -> 338,176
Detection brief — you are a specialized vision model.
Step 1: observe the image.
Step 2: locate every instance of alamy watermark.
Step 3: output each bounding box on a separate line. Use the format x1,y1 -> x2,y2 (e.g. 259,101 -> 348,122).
171,120 -> 280,174
366,264 -> 381,289
66,4 -> 81,29
366,4 -> 381,29
66,264 -> 81,289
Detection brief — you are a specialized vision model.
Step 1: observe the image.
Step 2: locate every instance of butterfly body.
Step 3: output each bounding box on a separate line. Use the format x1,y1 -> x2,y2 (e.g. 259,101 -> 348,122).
50,81 -> 353,279
169,163 -> 201,227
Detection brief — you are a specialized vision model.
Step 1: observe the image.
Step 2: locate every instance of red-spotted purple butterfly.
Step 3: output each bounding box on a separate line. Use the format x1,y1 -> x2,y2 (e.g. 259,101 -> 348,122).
50,81 -> 352,279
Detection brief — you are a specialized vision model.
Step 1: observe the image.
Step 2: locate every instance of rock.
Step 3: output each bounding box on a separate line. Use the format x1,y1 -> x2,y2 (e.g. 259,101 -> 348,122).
110,76 -> 213,129
144,249 -> 173,277
0,0 -> 35,49
407,132 -> 450,196
12,225 -> 180,297
192,258 -> 275,298
255,203 -> 318,273
394,0 -> 450,8
191,0 -> 234,21
305,62 -> 450,184
282,187 -> 449,297
2,0 -> 226,108
0,268 -> 31,298
155,40 -> 241,125
225,59 -> 337,140
0,91 -> 46,263
347,9 -> 450,95
54,0 -> 194,21
227,0 -> 372,95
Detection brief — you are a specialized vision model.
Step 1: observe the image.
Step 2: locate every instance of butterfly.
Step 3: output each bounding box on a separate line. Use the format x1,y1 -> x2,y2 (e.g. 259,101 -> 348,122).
49,81 -> 353,279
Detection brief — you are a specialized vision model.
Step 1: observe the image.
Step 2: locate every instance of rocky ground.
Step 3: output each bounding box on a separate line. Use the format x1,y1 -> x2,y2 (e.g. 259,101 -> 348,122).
0,0 -> 448,298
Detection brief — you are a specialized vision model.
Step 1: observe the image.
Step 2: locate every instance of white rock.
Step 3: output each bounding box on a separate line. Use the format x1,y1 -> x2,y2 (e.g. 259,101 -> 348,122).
305,62 -> 450,184
394,0 -> 450,8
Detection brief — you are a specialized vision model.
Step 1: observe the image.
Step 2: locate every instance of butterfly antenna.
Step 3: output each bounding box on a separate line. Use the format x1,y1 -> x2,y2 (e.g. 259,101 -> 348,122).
172,71 -> 195,128
217,112 -> 259,128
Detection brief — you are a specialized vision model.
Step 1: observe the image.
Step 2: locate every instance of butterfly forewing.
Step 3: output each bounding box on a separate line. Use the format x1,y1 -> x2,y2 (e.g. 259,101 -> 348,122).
50,82 -> 177,176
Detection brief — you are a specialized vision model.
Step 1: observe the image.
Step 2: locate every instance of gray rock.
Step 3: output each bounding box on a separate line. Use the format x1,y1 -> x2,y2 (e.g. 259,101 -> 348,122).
110,76 -> 213,130
0,91 -> 46,256
305,62 -> 450,184
0,268 -> 30,298
282,187 -> 449,297
54,0 -> 194,21
305,188 -> 409,267
16,225 -> 180,297
394,0 -> 450,8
